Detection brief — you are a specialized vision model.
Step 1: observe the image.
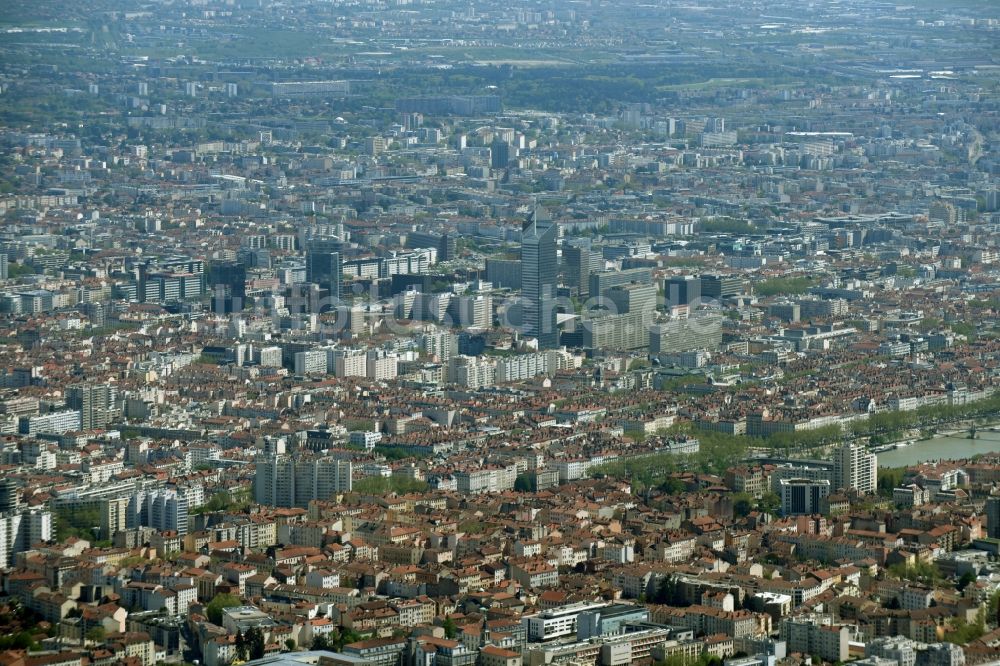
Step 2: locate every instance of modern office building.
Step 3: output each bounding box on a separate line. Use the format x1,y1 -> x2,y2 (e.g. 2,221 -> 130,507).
523,602 -> 609,642
985,495 -> 1000,539
779,478 -> 831,516
491,139 -> 512,169
270,80 -> 350,97
207,260 -> 247,312
700,274 -> 744,300
485,258 -> 521,290
521,208 -> 559,348
306,240 -> 342,307
563,244 -> 600,298
590,267 -> 653,300
664,275 -> 701,307
582,312 -> 651,351
395,95 -> 501,115
605,283 -> 658,316
407,231 -> 457,261
577,604 -> 650,639
650,313 -> 724,353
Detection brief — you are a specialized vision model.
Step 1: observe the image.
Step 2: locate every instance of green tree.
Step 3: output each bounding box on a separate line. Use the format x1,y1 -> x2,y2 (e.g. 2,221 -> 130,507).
888,561 -> 942,586
332,629 -> 362,650
285,638 -> 296,652
759,492 -> 780,514
944,608 -> 986,645
311,634 -> 330,651
878,468 -> 906,498
247,626 -> 266,660
0,632 -> 38,650
85,626 -> 106,643
654,576 -> 670,604
205,593 -> 242,625
442,615 -> 457,639
956,571 -> 977,592
235,631 -> 248,661
733,493 -> 754,518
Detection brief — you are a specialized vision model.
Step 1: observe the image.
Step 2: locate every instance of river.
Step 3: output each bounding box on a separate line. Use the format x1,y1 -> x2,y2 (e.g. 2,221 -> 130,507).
878,430 -> 1000,467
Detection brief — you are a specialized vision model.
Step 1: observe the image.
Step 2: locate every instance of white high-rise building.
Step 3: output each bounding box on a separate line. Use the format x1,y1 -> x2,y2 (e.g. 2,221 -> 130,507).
0,510 -> 52,566
255,455 -> 352,508
448,355 -> 496,389
331,349 -> 366,377
832,442 -> 877,494
66,383 -> 118,430
127,489 -> 189,535
366,350 -> 398,380
256,346 -> 282,367
294,350 -> 327,375
417,330 -> 458,363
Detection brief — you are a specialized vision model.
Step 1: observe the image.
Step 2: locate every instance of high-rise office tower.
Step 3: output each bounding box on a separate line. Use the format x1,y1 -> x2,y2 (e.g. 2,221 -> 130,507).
521,208 -> 559,348
207,260 -> 247,313
832,442 -> 877,494
986,496 -> 1000,539
306,241 -> 342,308
606,283 -> 658,316
491,139 -> 512,169
664,275 -> 702,307
700,274 -> 743,301
779,478 -> 831,515
408,231 -> 457,261
563,244 -> 594,298
66,383 -> 117,431
589,267 -> 653,299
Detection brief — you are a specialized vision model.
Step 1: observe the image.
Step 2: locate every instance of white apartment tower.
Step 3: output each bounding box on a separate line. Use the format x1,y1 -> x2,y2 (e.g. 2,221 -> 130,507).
832,442 -> 877,494
255,455 -> 353,508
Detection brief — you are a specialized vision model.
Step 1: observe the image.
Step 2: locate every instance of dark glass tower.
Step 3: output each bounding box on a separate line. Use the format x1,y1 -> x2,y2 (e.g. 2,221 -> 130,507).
521,208 -> 558,348
306,239 -> 342,307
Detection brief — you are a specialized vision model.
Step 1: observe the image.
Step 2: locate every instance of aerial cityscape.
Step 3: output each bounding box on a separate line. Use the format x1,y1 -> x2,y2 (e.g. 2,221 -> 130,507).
0,1 -> 999,666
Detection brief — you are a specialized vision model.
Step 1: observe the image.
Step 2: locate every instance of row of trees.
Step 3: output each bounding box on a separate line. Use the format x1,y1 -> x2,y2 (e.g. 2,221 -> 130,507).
850,392 -> 1000,442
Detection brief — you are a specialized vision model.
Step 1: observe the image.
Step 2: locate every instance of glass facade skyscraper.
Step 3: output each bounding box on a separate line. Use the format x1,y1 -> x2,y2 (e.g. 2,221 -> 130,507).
521,208 -> 559,348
